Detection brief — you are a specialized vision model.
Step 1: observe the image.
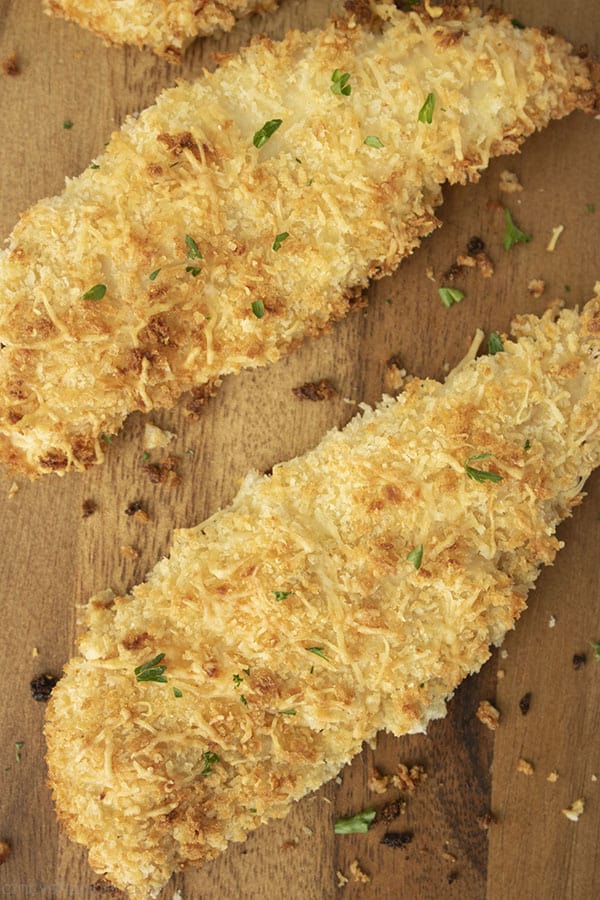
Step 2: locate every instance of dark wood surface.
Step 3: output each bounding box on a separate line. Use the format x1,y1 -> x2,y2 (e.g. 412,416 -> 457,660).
0,1 -> 598,897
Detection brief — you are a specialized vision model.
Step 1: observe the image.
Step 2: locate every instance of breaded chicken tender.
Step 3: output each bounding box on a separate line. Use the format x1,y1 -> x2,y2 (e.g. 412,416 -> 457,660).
46,291 -> 600,895
1,4 -> 596,478
43,0 -> 277,61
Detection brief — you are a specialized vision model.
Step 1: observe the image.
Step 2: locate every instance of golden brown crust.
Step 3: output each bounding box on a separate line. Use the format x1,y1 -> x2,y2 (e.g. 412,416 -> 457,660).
45,292 -> 600,894
0,5 -> 595,477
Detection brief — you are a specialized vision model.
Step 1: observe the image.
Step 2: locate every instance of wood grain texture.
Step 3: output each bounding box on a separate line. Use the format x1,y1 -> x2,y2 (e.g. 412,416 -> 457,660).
0,1 -> 598,898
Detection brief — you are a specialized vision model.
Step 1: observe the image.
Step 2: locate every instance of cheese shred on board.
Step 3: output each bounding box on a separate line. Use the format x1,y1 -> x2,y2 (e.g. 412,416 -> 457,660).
43,0 -> 277,61
46,290 -> 600,895
1,3 -> 597,478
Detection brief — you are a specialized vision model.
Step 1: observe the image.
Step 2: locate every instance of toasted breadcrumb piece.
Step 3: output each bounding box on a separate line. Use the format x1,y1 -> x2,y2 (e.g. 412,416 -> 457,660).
142,457 -> 180,486
45,296 -> 600,894
392,764 -> 428,792
384,356 -> 406,394
562,798 -> 585,821
120,545 -> 140,561
547,225 -> 565,252
477,812 -> 496,831
528,279 -> 546,298
549,614 -> 557,628
499,170 -> 524,193
0,840 -> 10,864
1,53 -> 19,76
350,860 -> 370,884
517,758 -> 535,776
292,380 -> 337,402
476,700 -> 500,731
43,0 -> 277,61
143,423 -> 176,450
547,771 -> 559,783
2,4 -> 597,478
82,498 -> 97,518
7,481 -> 18,497
368,768 -> 390,794
336,869 -> 349,888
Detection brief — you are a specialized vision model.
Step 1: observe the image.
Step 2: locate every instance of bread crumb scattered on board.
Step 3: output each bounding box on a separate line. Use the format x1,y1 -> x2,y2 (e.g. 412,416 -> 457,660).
336,869 -> 349,888
350,859 -> 370,884
120,545 -> 140,561
548,614 -> 557,628
528,278 -> 545,298
546,225 -> 564,252
562,798 -> 585,822
547,771 -> 559,783
497,669 -> 505,679
591,774 -> 598,783
384,355 -> 406,393
517,758 -> 535,776
143,422 -> 176,450
292,379 -> 337,401
476,700 -> 500,731
368,768 -> 390,794
499,170 -> 523,193
2,53 -> 19,76
0,840 -> 10,864
392,763 -> 428,792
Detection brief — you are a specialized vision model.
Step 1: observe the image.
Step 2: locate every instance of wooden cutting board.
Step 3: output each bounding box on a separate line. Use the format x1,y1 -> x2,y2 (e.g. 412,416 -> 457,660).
0,1 -> 599,897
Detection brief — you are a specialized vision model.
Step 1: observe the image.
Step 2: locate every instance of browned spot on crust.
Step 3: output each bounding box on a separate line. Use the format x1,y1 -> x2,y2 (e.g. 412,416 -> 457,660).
157,131 -> 201,161
146,163 -> 163,177
38,449 -> 68,470
2,53 -> 19,76
251,669 -> 281,698
186,379 -> 222,417
72,436 -> 97,467
140,315 -> 171,347
203,659 -> 219,677
384,484 -> 403,503
434,28 -> 465,48
6,409 -> 23,424
122,632 -> 152,651
292,379 -> 337,401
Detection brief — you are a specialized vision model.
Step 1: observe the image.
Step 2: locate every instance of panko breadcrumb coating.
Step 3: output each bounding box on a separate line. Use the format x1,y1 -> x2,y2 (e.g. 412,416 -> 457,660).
1,3 -> 596,479
43,0 -> 277,61
46,291 -> 600,895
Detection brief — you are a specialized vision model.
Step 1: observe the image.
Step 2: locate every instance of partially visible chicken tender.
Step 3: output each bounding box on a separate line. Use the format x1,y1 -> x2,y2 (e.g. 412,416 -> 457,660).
1,3 -> 596,477
43,0 -> 277,61
45,290 -> 600,896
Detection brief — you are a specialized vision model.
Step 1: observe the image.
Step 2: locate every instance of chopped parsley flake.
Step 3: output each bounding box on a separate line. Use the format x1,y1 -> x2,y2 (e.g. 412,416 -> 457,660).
274,591 -> 292,601
173,687 -> 183,698
438,287 -> 464,308
185,266 -> 202,277
253,119 -> 283,149
240,694 -> 248,706
15,741 -> 24,762
418,92 -> 435,124
82,283 -> 106,301
242,667 -> 251,676
503,208 -> 531,250
364,135 -> 384,149
233,673 -> 243,687
591,641 -> 600,662
140,451 -> 150,462
148,269 -> 161,281
331,69 -> 351,96
586,203 -> 596,214
201,751 -> 219,776
272,232 -> 289,252
63,119 -> 74,130
488,332 -> 504,355
306,647 -> 328,661
564,285 -> 571,293
90,163 -> 100,170
185,448 -> 195,455
185,234 -> 202,260
279,709 -> 297,715
334,807 -> 376,834
511,18 -> 525,28
134,653 -> 167,684
251,300 -> 265,318
524,439 -> 531,452
464,453 -> 503,484
406,544 -> 423,570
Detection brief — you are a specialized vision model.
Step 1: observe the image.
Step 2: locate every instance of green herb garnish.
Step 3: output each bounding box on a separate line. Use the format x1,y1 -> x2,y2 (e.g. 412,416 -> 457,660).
488,332 -> 504,355
591,641 -> 600,662
306,647 -> 328,661
503,208 -> 531,250
253,119 -> 283,149
82,283 -> 106,301
201,751 -> 219,776
185,234 -> 202,259
251,300 -> 265,319
149,269 -> 161,281
63,119 -> 74,130
331,69 -> 351,96
185,266 -> 201,277
334,807 -> 376,834
173,687 -> 183,698
586,203 -> 596,214
524,439 -> 531,452
90,163 -> 100,170
279,709 -> 297,715
418,92 -> 435,124
134,653 -> 167,683
242,667 -> 251,676
364,135 -> 384,149
15,741 -> 24,763
438,287 -> 464,308
272,232 -> 289,252
140,451 -> 150,462
464,453 -> 503,484
233,673 -> 243,687
511,18 -> 525,29
240,694 -> 248,706
100,433 -> 112,444
564,285 -> 571,293
274,591 -> 292,601
407,544 -> 423,570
